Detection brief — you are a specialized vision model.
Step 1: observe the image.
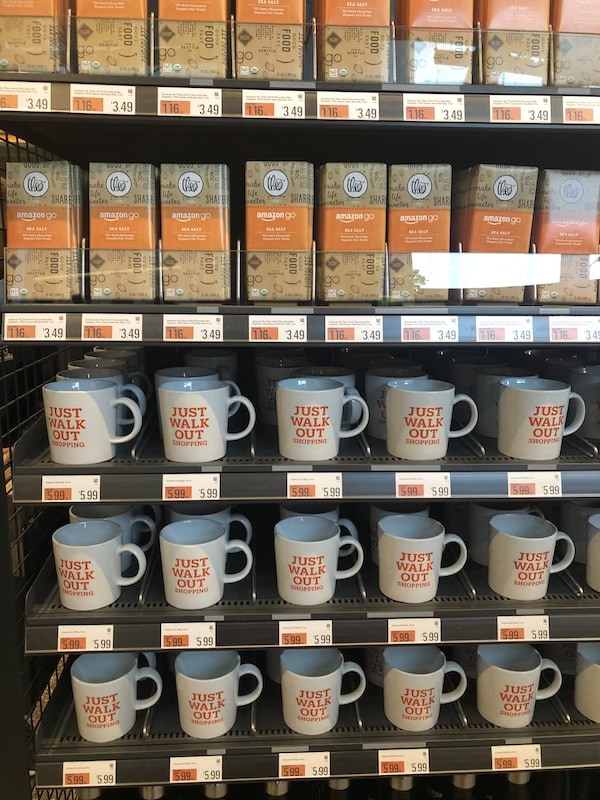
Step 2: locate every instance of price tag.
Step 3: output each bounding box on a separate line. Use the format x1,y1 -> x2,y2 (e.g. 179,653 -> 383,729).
396,473 -> 451,500
476,316 -> 533,344
157,87 -> 222,117
287,473 -> 342,500
563,97 -> 600,125
161,622 -> 216,649
497,616 -> 549,642
162,474 -> 221,502
0,81 -> 51,112
170,756 -> 222,784
4,313 -> 66,342
378,749 -> 430,776
507,472 -> 562,499
162,315 -> 223,342
242,90 -> 305,119
42,476 -> 100,503
325,316 -> 383,343
317,92 -> 379,121
81,314 -> 142,342
548,316 -> 600,343
489,95 -> 550,124
401,316 -> 459,343
279,752 -> 330,779
57,626 -> 114,652
248,315 -> 307,343
279,620 -> 333,647
63,761 -> 116,788
491,744 -> 542,772
388,618 -> 441,644
403,93 -> 464,123
70,84 -> 135,115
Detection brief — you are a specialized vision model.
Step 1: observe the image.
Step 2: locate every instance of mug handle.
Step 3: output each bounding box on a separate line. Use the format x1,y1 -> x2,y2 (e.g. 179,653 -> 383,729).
563,391 -> 586,437
549,531 -> 575,574
339,395 -> 369,439
224,380 -> 242,418
439,533 -> 468,577
116,543 -> 147,586
529,508 -> 545,519
338,518 -> 359,557
110,397 -> 143,444
229,513 -> 253,545
120,382 -> 147,416
131,513 -> 158,553
536,658 -> 562,701
339,662 -> 367,705
223,539 -> 253,584
448,394 -> 478,438
440,661 -> 467,704
342,387 -> 363,426
134,667 -> 163,711
236,664 -> 264,707
225,396 -> 256,441
335,537 -> 364,580
140,651 -> 157,669
129,370 -> 152,396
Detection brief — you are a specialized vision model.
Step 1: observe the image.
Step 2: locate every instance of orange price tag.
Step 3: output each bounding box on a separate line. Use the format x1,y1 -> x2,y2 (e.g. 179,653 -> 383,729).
402,326 -> 430,341
509,483 -> 535,497
160,100 -> 190,115
165,486 -> 193,500
478,327 -> 505,342
59,637 -> 86,650
380,761 -> 405,774
0,94 -> 18,109
492,106 -> 521,122
281,632 -> 308,646
327,327 -> 355,341
164,326 -> 195,341
320,104 -> 349,119
163,634 -> 190,648
251,326 -> 279,340
405,106 -> 435,121
500,628 -> 525,641
565,108 -> 594,123
65,773 -> 90,786
396,484 -> 425,498
281,765 -> 306,778
289,485 -> 316,498
494,757 -> 519,770
244,103 -> 275,117
44,488 -> 73,502
172,769 -> 197,781
72,96 -> 103,113
391,630 -> 416,643
551,327 -> 577,341
5,325 -> 36,339
83,325 -> 113,339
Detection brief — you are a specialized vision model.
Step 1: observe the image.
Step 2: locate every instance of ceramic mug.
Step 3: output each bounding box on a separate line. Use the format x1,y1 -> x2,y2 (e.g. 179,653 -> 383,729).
559,499 -> 600,564
69,503 -> 157,570
467,501 -> 544,567
574,643 -> 600,723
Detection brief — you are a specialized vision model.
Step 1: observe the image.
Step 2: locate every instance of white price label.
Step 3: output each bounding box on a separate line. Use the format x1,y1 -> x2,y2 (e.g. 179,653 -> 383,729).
548,316 -> 600,343
0,81 -> 51,111
491,744 -> 542,771
162,315 -> 223,343
57,625 -> 114,652
563,96 -> 600,125
325,316 -> 383,343
249,315 -> 307,343
476,316 -> 533,344
81,314 -> 142,342
242,90 -> 305,119
157,87 -> 222,117
161,623 -> 216,649
279,752 -> 330,779
403,93 -> 464,123
497,616 -> 549,642
317,92 -> 379,121
378,749 -> 430,776
489,95 -> 550,124
279,620 -> 333,647
170,756 -> 222,784
162,474 -> 221,502
396,473 -> 451,500
401,316 -> 459,343
507,472 -> 562,499
287,473 -> 342,500
63,761 -> 116,788
70,84 -> 135,115
388,618 -> 441,645
42,476 -> 100,503
4,313 -> 66,341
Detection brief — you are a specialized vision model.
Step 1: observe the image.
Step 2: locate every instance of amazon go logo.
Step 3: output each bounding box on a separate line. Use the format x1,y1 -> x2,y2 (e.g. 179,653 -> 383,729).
343,171 -> 368,198
408,173 -> 432,200
179,171 -> 204,198
493,175 -> 518,202
24,171 -> 49,197
560,179 -> 584,204
106,171 -> 132,197
263,169 -> 289,197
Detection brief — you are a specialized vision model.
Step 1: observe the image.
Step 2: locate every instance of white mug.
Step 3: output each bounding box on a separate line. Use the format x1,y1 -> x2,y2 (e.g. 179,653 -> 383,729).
280,648 -> 366,735
385,378 -> 478,460
71,652 -> 162,742
43,379 -> 143,464
586,513 -> 600,591
488,513 -> 575,601
559,499 -> 600,564
167,501 -> 253,546
70,357 -> 150,394
158,378 -> 256,463
154,366 -> 241,421
257,352 -> 310,426
184,348 -> 238,381
276,377 -> 369,461
365,366 -> 428,441
383,646 -> 467,732
474,366 -> 538,439
540,642 -> 576,677
449,644 -> 478,680
369,502 -> 429,565
279,501 -> 358,558
69,504 -> 157,570
274,515 -> 364,606
575,643 -> 600,723
467,501 -> 544,567
477,644 -> 562,728
159,519 -> 253,609
296,365 -> 363,427
497,377 -> 586,461
449,355 -> 506,398
53,520 -> 147,611
87,346 -> 143,371
569,365 -> 600,441
175,650 -> 263,738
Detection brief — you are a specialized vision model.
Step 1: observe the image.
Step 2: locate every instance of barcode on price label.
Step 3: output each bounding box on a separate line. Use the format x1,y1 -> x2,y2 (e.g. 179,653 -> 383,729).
497,616 -> 549,642
507,472 -> 562,499
388,618 -> 440,644
163,315 -> 223,342
81,314 -> 142,342
42,476 -> 100,503
279,752 -> 330,779
476,316 -> 533,344
170,756 -> 222,783
287,473 -> 342,500
162,474 -> 221,502
548,316 -> 600,343
161,622 -> 216,649
57,625 -> 114,652
491,745 -> 541,772
401,316 -> 459,343
62,761 -> 116,787
396,473 -> 451,499
4,313 -> 66,341
279,620 -> 333,647
378,749 -> 429,775
248,315 -> 307,342
324,316 -> 383,343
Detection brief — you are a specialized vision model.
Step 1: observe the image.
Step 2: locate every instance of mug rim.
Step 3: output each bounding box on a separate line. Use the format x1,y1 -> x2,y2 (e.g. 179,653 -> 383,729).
281,647 -> 342,677
478,643 -> 541,672
59,368 -> 123,380
53,520 -> 122,547
159,379 -> 229,393
70,503 -> 132,519
489,512 -> 555,539
297,366 -> 354,378
476,366 -> 538,378
277,377 -> 344,392
44,379 -> 116,393
70,358 -> 127,370
160,518 -> 227,545
499,377 -> 569,391
383,644 -> 444,674
377,514 -> 443,540
175,650 -> 240,680
155,367 -> 218,379
71,652 -> 137,684
385,378 -> 454,392
275,515 -> 339,542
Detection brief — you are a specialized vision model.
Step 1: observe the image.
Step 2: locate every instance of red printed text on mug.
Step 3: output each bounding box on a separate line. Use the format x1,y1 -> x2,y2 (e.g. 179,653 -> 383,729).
396,551 -> 433,590
499,682 -> 535,719
169,406 -> 210,446
48,407 -> 86,448
83,693 -> 121,729
288,555 -> 326,593
527,405 -> 565,446
296,688 -> 332,720
172,557 -> 211,594
59,558 -> 94,596
513,550 -> 550,588
404,406 -> 442,446
188,691 -> 225,724
291,405 -> 331,446
400,687 -> 435,721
